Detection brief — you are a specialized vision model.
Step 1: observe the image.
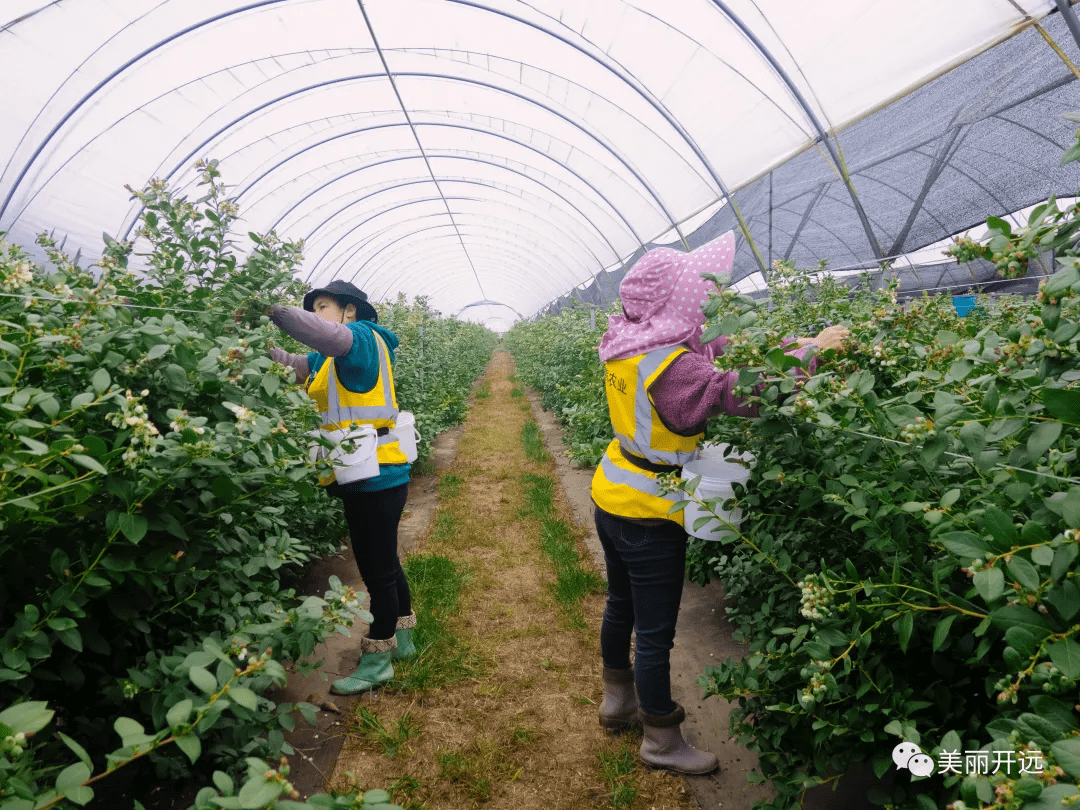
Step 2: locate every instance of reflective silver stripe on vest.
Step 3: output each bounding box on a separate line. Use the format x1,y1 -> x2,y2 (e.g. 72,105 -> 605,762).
618,347 -> 697,466
600,453 -> 681,503
377,433 -> 397,446
321,332 -> 399,425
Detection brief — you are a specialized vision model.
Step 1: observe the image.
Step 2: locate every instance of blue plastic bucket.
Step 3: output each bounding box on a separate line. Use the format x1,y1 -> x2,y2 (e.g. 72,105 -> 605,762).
953,295 -> 977,317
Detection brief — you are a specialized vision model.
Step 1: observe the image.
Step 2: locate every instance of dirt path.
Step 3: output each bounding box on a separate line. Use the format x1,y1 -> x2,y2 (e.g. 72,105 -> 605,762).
327,350 -> 698,809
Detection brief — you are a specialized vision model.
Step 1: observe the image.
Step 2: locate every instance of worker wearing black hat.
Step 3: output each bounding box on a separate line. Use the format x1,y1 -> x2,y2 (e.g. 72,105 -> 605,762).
268,280 -> 417,694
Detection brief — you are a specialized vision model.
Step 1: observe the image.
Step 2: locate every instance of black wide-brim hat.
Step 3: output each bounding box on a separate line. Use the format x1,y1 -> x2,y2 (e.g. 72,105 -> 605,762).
303,280 -> 378,322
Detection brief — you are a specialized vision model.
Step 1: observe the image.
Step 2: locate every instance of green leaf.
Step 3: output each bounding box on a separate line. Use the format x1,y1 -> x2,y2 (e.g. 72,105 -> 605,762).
947,359 -> 973,383
1045,580 -> 1080,621
1005,626 -> 1038,658
1017,713 -> 1061,750
1048,639 -> 1080,679
58,732 -> 92,769
981,506 -> 1018,550
56,762 -> 91,801
237,775 -> 283,807
146,343 -> 169,361
261,374 -> 280,396
212,771 -> 235,796
18,436 -> 48,455
958,421 -> 985,454
55,626 -> 82,652
174,733 -> 201,764
932,614 -> 957,651
1027,420 -> 1063,458
117,513 -> 148,544
298,702 -> 318,726
1043,388 -> 1080,423
114,716 -> 146,744
937,330 -> 960,346
1024,783 -> 1080,809
362,790 -> 392,805
896,612 -> 914,653
163,363 -> 188,390
990,605 -> 1053,639
885,405 -> 922,426
938,532 -> 989,561
47,617 -> 77,631
189,666 -> 217,694
1064,489 -> 1080,528
1052,737 -> 1080,779
166,698 -> 193,729
941,489 -> 961,509
1014,777 -> 1044,801
974,567 -> 1005,602
229,686 -> 258,712
1032,545 -> 1055,566
91,368 -> 110,394
0,701 -> 54,734
1006,557 -> 1041,592
70,454 -> 107,474
987,215 -> 1013,236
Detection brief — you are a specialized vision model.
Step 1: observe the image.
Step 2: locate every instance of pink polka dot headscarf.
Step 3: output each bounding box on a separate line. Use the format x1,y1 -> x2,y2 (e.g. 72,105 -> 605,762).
598,231 -> 735,362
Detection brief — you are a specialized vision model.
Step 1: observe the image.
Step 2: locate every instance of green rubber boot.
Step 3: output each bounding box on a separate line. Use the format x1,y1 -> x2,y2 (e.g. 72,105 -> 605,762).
392,612 -> 418,661
331,636 -> 396,695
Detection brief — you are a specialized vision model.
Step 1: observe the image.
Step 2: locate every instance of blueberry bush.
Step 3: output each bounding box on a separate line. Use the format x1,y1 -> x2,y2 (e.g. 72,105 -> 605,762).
0,161 -> 488,809
506,128 -> 1080,809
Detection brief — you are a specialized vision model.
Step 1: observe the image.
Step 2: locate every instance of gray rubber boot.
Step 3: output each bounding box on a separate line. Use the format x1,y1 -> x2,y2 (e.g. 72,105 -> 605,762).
598,666 -> 639,732
638,703 -> 719,774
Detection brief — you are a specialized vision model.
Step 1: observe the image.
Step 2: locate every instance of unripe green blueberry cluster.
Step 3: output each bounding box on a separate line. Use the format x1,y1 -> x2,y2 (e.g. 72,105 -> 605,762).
1032,661 -> 1076,694
900,416 -> 935,442
2,732 -> 27,759
797,574 -> 833,621
869,344 -> 897,367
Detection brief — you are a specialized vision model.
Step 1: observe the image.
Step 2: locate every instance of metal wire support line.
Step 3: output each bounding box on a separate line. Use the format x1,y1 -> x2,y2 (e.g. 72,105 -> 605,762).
355,0 -> 486,302
707,0 -> 885,262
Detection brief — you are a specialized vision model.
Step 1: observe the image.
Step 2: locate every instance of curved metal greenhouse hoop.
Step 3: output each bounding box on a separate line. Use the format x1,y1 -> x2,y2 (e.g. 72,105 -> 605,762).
360,236 -> 577,303
230,120 -> 630,264
307,191 -> 608,283
297,177 -> 616,275
704,0 -> 884,260
333,216 -> 588,293
441,0 -> 771,272
7,49 -> 372,227
342,214 -> 595,294
264,152 -> 642,258
349,227 -> 582,296
318,204 -> 597,291
456,300 -> 527,321
119,70 -> 683,244
0,0 -> 291,224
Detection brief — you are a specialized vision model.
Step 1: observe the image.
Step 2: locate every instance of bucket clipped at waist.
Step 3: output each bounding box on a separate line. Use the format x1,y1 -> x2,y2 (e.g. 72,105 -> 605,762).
681,447 -> 754,541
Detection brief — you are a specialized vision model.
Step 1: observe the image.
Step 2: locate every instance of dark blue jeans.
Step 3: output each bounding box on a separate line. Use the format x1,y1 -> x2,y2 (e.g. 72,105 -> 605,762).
595,506 -> 687,716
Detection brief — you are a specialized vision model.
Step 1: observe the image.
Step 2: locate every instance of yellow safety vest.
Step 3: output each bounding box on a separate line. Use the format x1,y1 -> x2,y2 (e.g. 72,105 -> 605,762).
591,346 -> 702,522
307,331 -> 408,485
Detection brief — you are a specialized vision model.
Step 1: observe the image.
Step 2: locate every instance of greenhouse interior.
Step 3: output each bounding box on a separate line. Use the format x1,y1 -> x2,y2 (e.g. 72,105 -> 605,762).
5,1 -> 1080,809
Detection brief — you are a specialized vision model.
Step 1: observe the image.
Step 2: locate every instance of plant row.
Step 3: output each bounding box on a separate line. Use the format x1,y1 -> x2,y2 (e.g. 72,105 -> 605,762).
0,162 -> 491,810
506,196 -> 1080,810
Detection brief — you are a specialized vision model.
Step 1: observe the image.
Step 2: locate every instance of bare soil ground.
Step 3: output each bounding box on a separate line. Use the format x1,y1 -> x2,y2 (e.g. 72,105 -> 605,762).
328,350 -> 697,809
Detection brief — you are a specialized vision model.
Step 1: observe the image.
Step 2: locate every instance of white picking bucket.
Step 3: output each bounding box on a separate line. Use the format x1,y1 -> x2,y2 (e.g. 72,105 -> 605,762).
309,426 -> 379,485
392,411 -> 421,463
681,448 -> 754,541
